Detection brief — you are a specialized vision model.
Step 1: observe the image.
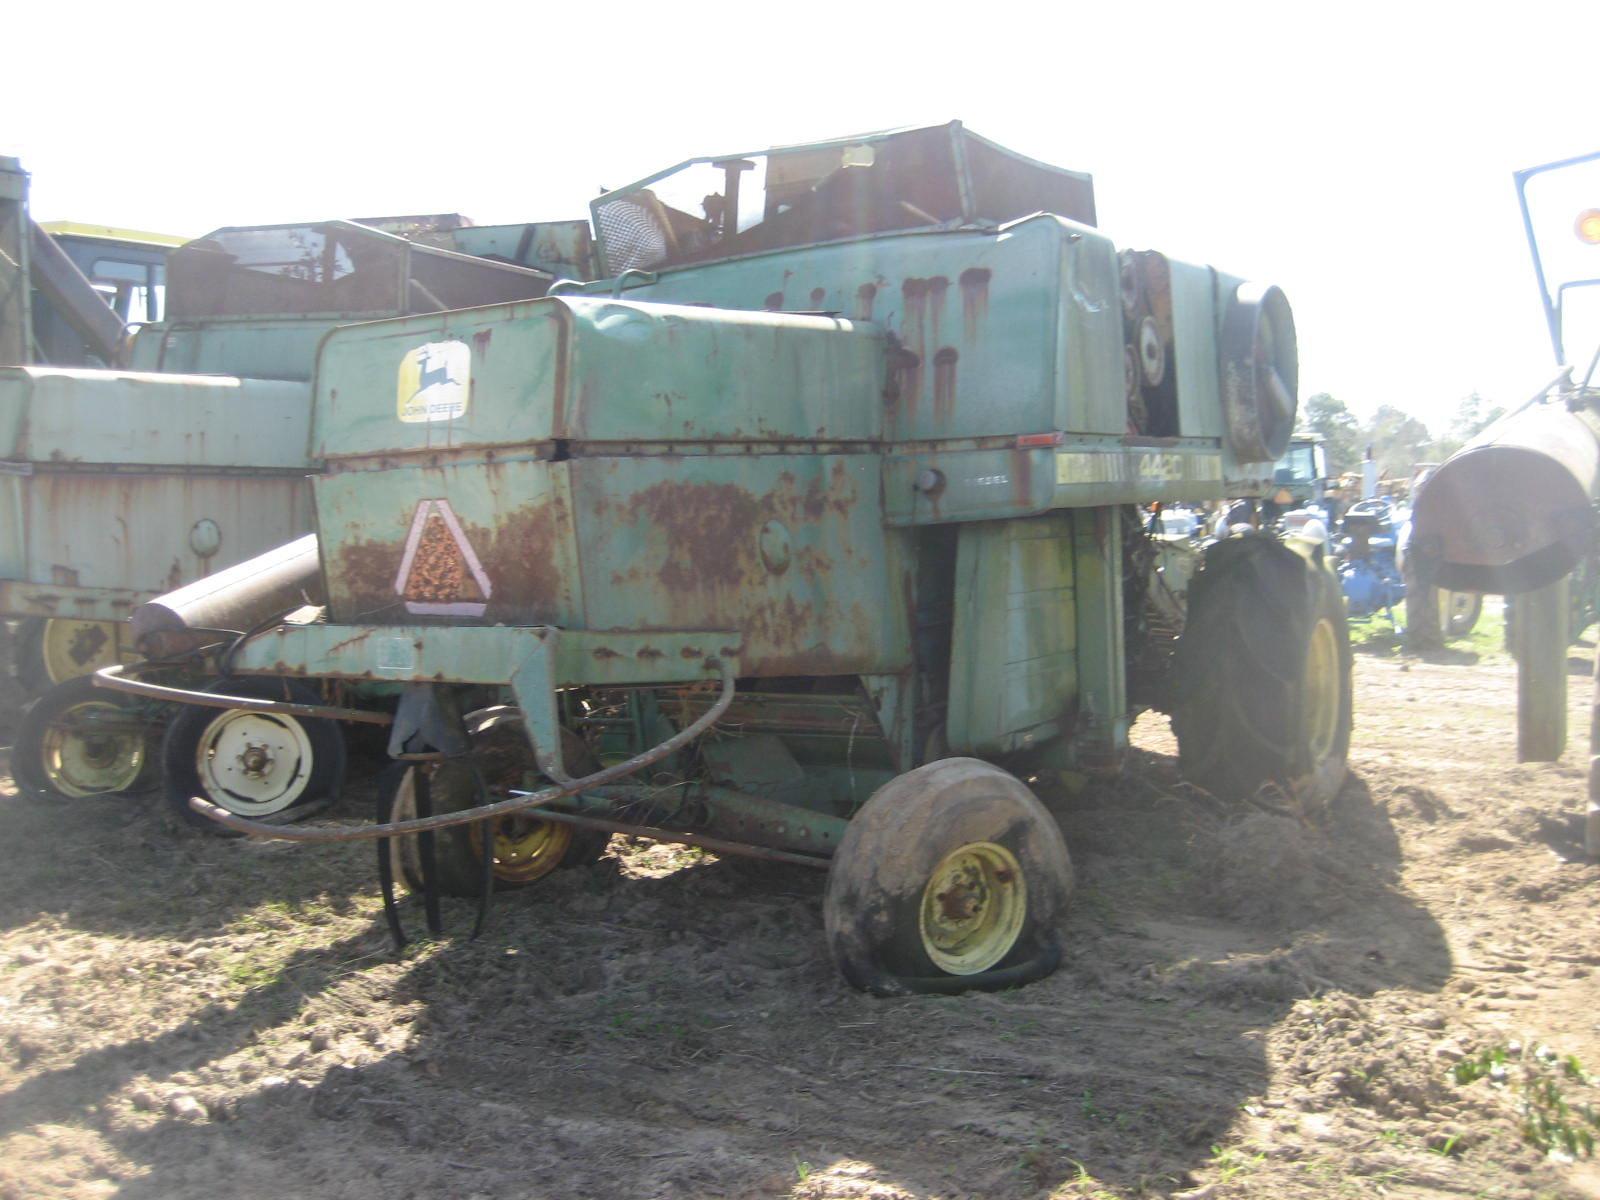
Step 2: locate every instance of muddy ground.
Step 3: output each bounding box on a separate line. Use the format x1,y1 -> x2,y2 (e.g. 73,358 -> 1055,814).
1,644 -> 1598,1199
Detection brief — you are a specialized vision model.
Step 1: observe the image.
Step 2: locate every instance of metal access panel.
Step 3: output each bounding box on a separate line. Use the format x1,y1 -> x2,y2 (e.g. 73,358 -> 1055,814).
310,296 -> 886,461
946,513 -> 1078,754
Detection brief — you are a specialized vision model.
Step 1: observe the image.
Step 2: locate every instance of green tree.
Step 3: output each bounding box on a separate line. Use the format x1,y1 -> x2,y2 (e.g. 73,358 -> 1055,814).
1364,404 -> 1434,481
1448,391 -> 1505,443
1303,393 -> 1362,475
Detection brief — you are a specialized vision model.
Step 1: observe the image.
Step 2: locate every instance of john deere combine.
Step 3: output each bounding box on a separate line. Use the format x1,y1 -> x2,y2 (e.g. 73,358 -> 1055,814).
106,123 -> 1352,993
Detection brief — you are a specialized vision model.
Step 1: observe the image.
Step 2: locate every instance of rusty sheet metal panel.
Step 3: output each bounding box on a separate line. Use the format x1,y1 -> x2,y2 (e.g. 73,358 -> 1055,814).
569,454 -> 906,676
311,297 -> 885,461
1411,402 -> 1600,594
614,216 -> 1128,443
12,472 -> 312,597
561,302 -> 884,443
0,368 -> 312,468
313,451 -> 908,678
0,366 -> 314,605
316,458 -> 585,627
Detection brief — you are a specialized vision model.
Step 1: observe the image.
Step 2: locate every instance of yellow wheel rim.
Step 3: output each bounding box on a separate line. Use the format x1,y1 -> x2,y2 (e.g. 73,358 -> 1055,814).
41,619 -> 129,685
40,699 -> 147,797
471,816 -> 573,885
1304,616 -> 1340,765
918,841 -> 1027,975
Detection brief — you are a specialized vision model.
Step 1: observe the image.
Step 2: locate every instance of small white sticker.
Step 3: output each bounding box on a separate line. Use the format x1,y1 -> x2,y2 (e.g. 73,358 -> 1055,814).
397,340 -> 470,423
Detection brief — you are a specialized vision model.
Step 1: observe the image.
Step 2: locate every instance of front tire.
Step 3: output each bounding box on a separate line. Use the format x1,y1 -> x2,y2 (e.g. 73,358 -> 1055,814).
1172,534 -> 1353,812
823,758 -> 1074,996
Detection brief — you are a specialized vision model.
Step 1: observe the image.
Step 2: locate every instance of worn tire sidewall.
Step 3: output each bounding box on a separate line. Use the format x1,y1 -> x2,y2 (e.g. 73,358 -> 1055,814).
824,758 -> 1073,991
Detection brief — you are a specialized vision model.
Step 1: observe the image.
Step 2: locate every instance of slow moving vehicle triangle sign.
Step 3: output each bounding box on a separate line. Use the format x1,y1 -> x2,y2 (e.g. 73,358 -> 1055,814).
393,498 -> 492,616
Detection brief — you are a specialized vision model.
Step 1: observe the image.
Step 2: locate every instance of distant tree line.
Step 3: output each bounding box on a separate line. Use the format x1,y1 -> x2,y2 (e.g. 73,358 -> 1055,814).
1302,392 -> 1506,481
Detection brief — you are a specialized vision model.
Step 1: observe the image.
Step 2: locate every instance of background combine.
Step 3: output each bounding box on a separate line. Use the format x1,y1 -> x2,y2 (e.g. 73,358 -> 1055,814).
0,157 -> 563,818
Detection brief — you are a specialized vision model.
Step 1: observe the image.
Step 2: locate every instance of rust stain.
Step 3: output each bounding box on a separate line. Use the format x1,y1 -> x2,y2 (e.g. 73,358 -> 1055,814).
855,282 -> 877,321
900,278 -> 929,416
326,631 -> 372,655
1010,447 -> 1033,509
471,328 -> 493,358
932,347 -> 959,422
809,287 -> 826,309
625,480 -> 762,592
463,499 -> 570,622
764,291 -> 785,311
959,267 -> 991,344
927,276 -> 949,352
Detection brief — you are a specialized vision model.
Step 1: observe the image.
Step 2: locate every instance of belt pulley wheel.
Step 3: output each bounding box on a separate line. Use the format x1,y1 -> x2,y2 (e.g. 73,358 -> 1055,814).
194,709 -> 315,816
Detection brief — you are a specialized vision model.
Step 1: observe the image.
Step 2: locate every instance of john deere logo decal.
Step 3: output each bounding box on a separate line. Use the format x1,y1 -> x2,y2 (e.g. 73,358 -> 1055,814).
394,498 -> 491,616
397,340 -> 470,423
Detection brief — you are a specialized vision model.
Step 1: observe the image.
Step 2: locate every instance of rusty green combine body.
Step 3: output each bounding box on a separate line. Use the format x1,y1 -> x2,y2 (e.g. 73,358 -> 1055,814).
111,123 -> 1353,992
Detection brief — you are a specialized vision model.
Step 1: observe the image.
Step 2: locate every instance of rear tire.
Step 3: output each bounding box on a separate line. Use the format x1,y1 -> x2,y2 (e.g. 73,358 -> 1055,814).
823,758 -> 1073,995
387,710 -> 609,897
1172,534 -> 1353,813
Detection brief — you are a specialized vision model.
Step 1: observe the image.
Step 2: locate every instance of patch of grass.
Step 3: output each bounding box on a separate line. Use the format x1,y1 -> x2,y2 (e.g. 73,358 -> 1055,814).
1347,596 -> 1507,659
1208,1144 -> 1265,1183
1454,1043 -> 1599,1157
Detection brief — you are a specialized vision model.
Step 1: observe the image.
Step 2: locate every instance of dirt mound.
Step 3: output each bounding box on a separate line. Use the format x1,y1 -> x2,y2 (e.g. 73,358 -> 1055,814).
1205,811 -> 1362,929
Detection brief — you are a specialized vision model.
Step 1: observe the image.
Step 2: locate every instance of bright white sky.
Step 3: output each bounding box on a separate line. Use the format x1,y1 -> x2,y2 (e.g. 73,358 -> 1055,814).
7,0 -> 1596,434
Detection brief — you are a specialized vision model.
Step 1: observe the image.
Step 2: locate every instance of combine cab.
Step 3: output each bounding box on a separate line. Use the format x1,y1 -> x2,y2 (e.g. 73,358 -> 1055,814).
111,123 -> 1352,993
